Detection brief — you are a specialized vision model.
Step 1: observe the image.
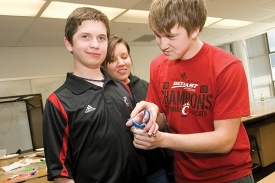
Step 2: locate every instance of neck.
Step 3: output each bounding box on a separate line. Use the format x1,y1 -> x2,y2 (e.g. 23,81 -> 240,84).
123,78 -> 130,84
181,39 -> 203,60
73,73 -> 105,82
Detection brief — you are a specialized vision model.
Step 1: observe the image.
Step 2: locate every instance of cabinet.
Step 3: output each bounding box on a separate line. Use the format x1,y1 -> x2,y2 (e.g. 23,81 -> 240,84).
245,117 -> 275,167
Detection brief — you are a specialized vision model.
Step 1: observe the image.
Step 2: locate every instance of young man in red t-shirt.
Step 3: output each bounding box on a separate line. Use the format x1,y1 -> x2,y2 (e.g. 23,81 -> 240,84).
127,0 -> 254,182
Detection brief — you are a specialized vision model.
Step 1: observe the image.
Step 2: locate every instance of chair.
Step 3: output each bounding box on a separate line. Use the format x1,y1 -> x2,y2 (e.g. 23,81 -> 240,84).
249,135 -> 264,176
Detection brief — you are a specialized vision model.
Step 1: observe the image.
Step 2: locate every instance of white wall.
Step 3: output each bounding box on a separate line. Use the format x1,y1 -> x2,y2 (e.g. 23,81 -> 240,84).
0,46 -> 161,82
0,47 -> 72,80
131,46 -> 162,81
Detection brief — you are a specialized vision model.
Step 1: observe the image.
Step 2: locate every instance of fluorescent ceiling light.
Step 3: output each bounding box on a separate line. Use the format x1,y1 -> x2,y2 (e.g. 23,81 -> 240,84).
41,2 -> 125,20
114,10 -> 149,23
204,17 -> 223,27
0,0 -> 45,17
207,19 -> 253,29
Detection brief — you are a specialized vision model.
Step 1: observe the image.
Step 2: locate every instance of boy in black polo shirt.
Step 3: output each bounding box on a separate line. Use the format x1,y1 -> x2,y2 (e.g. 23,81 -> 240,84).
43,7 -> 144,183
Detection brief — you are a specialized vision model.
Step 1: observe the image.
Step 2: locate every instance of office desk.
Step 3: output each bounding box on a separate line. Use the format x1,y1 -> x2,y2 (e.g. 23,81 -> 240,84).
0,152 -> 48,182
242,100 -> 275,125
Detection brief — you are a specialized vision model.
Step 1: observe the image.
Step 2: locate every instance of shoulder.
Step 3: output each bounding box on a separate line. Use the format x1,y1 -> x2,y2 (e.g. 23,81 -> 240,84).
204,43 -> 243,74
150,54 -> 171,80
138,78 -> 149,85
129,74 -> 148,84
206,43 -> 239,63
151,54 -> 168,67
130,75 -> 148,87
137,79 -> 149,90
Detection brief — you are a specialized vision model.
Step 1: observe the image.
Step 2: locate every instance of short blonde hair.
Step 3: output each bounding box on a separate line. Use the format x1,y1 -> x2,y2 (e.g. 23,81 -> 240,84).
148,0 -> 207,36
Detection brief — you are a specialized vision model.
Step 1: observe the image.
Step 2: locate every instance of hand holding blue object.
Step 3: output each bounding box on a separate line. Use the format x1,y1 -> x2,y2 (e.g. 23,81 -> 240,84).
128,110 -> 150,129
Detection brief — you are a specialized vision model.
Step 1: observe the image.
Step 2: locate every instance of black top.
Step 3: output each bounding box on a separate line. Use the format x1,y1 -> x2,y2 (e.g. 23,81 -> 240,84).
43,69 -> 144,183
128,74 -> 149,102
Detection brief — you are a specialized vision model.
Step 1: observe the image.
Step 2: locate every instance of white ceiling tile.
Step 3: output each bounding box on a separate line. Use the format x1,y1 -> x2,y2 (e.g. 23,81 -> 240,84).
206,1 -> 248,18
228,7 -> 275,22
0,31 -> 25,41
28,18 -> 66,32
110,22 -> 151,34
257,0 -> 275,11
54,0 -> 143,9
199,28 -> 233,39
0,16 -> 34,31
0,42 -> 17,47
215,22 -> 275,40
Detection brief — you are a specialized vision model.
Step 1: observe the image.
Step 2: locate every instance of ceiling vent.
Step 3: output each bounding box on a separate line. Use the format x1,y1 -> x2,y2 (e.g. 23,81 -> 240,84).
133,35 -> 155,42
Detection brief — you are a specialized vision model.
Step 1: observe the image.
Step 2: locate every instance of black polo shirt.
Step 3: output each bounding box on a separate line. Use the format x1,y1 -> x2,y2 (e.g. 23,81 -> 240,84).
43,69 -> 144,182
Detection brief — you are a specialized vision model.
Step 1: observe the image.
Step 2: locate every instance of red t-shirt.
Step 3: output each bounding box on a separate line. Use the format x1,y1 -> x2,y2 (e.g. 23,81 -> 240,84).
146,43 -> 252,183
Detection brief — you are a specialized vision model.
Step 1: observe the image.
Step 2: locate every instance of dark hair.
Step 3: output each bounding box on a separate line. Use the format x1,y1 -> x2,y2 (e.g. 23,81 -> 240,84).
65,7 -> 110,45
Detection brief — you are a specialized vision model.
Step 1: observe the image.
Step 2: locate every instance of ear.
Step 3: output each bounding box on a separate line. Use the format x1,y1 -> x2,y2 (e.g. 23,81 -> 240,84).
64,37 -> 73,52
191,27 -> 200,39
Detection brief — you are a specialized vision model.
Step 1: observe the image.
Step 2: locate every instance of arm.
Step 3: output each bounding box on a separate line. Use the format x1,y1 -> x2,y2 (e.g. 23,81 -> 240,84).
131,117 -> 241,154
43,94 -> 74,181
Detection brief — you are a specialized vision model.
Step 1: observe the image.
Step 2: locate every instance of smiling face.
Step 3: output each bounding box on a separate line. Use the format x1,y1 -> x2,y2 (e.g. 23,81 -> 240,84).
64,20 -> 108,70
106,42 -> 132,83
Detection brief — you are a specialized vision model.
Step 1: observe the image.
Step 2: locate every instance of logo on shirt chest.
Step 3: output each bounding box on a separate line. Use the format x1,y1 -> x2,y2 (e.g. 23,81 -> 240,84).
85,105 -> 96,113
123,96 -> 130,106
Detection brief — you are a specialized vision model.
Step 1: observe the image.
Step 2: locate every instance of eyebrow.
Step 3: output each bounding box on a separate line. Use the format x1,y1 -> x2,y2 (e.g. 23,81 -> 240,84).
98,34 -> 107,37
153,31 -> 175,37
79,32 -> 107,37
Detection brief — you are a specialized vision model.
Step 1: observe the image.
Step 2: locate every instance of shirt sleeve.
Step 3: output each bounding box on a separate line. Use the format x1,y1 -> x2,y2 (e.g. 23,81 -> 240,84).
43,93 -> 73,181
214,61 -> 250,120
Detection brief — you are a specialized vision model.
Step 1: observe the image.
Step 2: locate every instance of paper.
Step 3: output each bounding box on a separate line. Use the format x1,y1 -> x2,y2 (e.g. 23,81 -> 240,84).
1,162 -> 24,172
1,158 -> 34,172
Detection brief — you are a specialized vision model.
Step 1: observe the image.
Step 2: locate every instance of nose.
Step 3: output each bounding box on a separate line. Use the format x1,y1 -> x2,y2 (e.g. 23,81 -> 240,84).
116,57 -> 125,66
157,37 -> 169,50
90,38 -> 99,48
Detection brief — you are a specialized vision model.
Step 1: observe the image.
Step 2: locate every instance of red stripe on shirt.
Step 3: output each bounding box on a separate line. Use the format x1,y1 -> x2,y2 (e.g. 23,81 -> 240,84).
122,82 -> 133,97
48,93 -> 69,177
